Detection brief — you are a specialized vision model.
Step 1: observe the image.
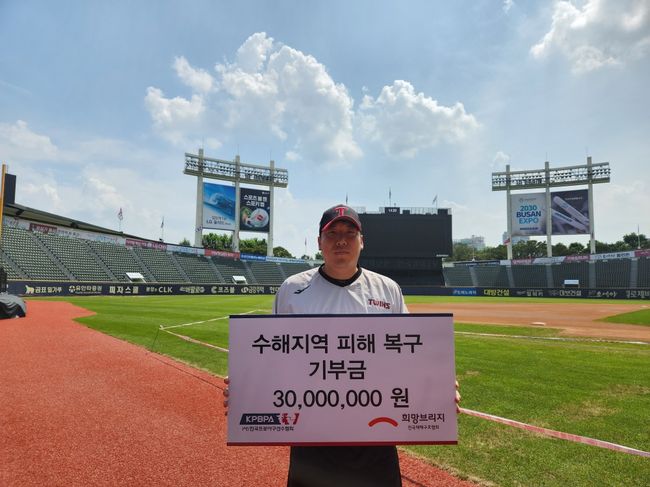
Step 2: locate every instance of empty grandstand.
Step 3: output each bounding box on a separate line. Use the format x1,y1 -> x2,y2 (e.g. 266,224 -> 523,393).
1,202 -> 647,298
0,203 -> 318,290
442,256 -> 648,291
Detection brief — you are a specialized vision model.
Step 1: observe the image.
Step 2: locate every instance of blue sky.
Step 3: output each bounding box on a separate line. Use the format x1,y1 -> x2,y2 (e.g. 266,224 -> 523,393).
1,0 -> 649,257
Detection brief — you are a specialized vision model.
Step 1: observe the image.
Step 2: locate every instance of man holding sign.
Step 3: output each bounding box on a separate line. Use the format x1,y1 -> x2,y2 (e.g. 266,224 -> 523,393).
225,204 -> 459,487
276,205 -> 406,487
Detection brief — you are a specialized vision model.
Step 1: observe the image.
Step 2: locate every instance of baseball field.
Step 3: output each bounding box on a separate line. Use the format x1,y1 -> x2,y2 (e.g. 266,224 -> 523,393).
2,295 -> 649,486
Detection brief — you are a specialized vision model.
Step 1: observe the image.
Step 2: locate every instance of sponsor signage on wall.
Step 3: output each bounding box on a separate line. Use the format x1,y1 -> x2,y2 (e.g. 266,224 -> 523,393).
203,182 -> 236,230
10,281 -> 281,297
8,281 -> 650,300
240,188 -> 271,233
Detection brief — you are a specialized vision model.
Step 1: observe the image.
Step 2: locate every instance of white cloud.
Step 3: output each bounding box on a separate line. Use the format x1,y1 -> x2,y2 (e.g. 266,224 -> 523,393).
146,33 -> 482,165
144,86 -> 207,146
173,56 -> 214,93
358,80 -> 479,158
493,150 -> 511,168
0,120 -> 59,162
22,180 -> 62,210
531,0 -> 650,73
503,0 -> 515,14
215,32 -> 361,164
271,189 -> 330,258
233,31 -> 275,73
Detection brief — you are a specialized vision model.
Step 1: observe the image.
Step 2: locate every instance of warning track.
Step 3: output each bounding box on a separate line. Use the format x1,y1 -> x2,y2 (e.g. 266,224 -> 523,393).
0,301 -> 474,487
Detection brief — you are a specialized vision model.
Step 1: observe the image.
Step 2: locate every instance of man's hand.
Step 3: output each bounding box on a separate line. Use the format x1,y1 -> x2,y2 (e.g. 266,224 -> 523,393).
223,376 -> 229,416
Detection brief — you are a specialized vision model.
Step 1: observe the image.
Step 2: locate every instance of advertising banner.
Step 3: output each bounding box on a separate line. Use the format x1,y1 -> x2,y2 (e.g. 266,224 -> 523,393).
204,249 -> 241,259
10,281 -> 281,297
227,314 -> 457,446
203,182 -> 236,230
125,238 -> 167,251
240,188 -> 271,233
551,190 -> 590,235
510,193 -> 546,236
240,253 -> 267,261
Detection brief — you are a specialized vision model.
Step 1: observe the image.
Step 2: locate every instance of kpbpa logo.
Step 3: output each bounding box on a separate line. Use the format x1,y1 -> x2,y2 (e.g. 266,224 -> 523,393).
240,412 -> 300,425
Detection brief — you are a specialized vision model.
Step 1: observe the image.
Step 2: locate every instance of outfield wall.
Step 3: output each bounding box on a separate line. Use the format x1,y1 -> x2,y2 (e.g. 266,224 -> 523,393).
9,280 -> 650,299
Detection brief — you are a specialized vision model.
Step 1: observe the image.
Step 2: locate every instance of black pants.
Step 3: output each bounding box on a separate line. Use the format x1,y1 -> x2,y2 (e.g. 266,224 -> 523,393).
287,446 -> 402,487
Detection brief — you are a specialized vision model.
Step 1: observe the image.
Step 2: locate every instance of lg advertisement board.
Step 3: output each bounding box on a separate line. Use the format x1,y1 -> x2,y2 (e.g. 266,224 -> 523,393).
203,182 -> 236,231
511,190 -> 590,236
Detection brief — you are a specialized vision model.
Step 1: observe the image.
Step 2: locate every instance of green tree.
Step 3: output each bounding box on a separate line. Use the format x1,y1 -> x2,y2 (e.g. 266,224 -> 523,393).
623,232 -> 648,250
451,243 -> 474,262
273,246 -> 294,258
202,233 -> 232,250
315,251 -> 323,260
567,242 -> 587,255
598,240 -> 616,252
477,244 -> 507,261
512,240 -> 546,259
240,238 -> 267,255
179,238 -> 191,246
552,242 -> 569,256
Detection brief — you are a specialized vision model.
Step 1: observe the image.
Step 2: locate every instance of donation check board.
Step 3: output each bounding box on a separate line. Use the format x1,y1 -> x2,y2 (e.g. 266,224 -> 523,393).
227,314 -> 457,446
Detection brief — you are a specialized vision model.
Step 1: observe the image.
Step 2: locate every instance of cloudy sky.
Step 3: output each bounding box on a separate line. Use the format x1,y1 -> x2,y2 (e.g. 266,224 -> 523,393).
1,0 -> 648,257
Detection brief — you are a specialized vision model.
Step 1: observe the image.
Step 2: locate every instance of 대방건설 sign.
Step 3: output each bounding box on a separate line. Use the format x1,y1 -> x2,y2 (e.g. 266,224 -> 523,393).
227,313 -> 457,446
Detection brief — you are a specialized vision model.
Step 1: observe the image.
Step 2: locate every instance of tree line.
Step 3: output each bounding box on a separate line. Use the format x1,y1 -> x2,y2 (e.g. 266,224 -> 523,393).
449,232 -> 649,262
179,233 -> 299,259
179,232 -> 648,262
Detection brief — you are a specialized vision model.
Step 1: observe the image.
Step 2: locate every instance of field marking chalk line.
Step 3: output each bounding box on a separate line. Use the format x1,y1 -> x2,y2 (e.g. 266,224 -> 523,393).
160,309 -> 265,331
163,330 -> 229,353
455,331 -> 649,345
460,408 -> 650,457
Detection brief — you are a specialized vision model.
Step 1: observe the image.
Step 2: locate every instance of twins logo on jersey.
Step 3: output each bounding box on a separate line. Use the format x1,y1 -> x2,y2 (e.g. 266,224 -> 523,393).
368,298 -> 391,310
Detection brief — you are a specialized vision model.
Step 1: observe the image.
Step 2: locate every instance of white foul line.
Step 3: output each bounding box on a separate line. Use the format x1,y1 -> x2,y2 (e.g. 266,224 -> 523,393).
163,329 -> 229,353
160,309 -> 266,330
460,408 -> 650,457
456,331 -> 649,346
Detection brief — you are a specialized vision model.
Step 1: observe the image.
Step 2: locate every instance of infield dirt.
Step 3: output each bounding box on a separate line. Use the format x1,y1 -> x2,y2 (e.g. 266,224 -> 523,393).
409,302 -> 650,341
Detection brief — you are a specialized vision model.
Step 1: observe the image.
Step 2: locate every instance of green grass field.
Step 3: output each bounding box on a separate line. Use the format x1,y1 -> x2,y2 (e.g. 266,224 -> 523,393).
35,295 -> 650,486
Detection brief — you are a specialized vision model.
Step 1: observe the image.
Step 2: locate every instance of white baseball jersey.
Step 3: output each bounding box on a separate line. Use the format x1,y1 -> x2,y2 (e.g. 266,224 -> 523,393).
273,266 -> 407,314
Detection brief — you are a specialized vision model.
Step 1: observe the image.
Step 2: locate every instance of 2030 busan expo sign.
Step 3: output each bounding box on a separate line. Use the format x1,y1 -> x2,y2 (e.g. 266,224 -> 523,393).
227,314 -> 457,446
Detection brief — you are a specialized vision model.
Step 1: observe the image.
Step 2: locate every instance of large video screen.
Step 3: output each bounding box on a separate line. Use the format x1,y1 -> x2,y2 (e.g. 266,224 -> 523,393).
359,212 -> 452,258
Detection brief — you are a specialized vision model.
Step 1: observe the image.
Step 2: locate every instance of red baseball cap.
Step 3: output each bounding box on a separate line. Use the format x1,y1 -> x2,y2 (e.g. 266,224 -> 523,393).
319,205 -> 362,233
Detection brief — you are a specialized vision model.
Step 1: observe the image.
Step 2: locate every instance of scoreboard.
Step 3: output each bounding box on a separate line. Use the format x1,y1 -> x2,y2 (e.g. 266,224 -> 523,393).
359,209 -> 452,259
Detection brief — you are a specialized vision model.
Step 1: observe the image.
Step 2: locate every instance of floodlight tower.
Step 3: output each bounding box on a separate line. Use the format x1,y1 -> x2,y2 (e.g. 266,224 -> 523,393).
184,149 -> 288,255
492,157 -> 610,259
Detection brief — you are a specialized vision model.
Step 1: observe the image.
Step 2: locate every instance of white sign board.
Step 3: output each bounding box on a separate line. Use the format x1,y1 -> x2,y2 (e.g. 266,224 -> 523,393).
510,192 -> 546,236
227,314 -> 457,446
